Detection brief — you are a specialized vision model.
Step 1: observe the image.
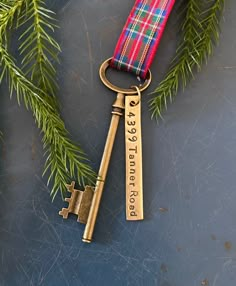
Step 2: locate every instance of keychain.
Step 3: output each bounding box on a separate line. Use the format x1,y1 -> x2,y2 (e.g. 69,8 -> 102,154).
59,0 -> 176,243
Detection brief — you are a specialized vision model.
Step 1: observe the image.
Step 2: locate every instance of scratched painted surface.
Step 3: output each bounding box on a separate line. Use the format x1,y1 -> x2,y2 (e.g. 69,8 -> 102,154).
1,1 -> 236,285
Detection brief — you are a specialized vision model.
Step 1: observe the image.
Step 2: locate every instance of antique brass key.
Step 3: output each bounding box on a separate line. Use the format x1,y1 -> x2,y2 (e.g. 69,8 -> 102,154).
82,92 -> 125,242
59,92 -> 125,243
59,58 -> 151,243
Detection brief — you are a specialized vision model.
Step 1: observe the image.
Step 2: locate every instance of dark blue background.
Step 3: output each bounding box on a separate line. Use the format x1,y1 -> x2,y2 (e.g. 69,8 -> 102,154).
1,1 -> 236,285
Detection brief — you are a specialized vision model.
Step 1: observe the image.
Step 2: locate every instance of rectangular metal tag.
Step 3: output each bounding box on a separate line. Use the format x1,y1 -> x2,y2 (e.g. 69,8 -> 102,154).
125,94 -> 144,220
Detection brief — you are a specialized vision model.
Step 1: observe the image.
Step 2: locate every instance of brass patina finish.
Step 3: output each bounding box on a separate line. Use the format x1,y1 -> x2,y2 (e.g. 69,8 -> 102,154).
59,182 -> 94,224
82,92 -> 125,242
125,87 -> 144,220
59,58 -> 151,243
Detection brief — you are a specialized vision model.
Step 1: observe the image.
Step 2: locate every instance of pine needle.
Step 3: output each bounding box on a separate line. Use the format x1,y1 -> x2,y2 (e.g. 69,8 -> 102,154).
19,0 -> 60,98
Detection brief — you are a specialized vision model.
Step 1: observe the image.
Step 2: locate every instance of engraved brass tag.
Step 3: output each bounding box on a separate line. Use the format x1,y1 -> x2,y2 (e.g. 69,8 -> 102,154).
125,91 -> 144,220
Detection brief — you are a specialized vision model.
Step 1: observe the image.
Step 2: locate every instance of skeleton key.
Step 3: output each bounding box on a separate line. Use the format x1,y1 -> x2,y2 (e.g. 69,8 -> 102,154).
59,91 -> 125,243
59,58 -> 151,243
82,91 -> 125,242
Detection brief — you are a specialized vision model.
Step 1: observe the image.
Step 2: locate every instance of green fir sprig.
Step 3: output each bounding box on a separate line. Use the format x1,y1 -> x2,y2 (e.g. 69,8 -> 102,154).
150,0 -> 225,118
0,0 -> 96,199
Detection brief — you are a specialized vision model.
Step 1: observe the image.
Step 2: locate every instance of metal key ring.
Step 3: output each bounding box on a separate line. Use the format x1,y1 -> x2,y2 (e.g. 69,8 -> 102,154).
99,58 -> 152,94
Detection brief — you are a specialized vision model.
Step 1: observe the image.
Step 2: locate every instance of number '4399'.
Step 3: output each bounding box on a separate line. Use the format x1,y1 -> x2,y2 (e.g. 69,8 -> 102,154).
127,112 -> 137,142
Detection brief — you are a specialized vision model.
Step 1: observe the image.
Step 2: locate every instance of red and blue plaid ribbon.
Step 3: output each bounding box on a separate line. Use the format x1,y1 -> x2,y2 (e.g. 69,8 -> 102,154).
110,0 -> 175,79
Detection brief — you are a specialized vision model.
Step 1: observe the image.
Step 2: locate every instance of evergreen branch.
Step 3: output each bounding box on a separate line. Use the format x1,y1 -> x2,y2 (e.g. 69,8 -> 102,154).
150,0 -> 225,118
150,0 -> 202,118
0,45 -> 96,199
0,1 -> 96,199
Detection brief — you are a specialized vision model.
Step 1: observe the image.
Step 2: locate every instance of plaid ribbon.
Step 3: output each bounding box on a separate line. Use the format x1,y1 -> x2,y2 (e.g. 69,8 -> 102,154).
110,0 -> 175,79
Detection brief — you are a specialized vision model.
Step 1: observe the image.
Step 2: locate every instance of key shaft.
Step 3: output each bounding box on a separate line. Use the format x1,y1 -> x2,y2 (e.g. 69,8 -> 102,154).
82,93 -> 125,243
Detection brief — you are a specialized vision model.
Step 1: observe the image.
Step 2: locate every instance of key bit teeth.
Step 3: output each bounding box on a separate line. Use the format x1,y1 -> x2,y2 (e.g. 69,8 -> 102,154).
59,182 -> 94,224
59,208 -> 69,219
66,181 -> 75,192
